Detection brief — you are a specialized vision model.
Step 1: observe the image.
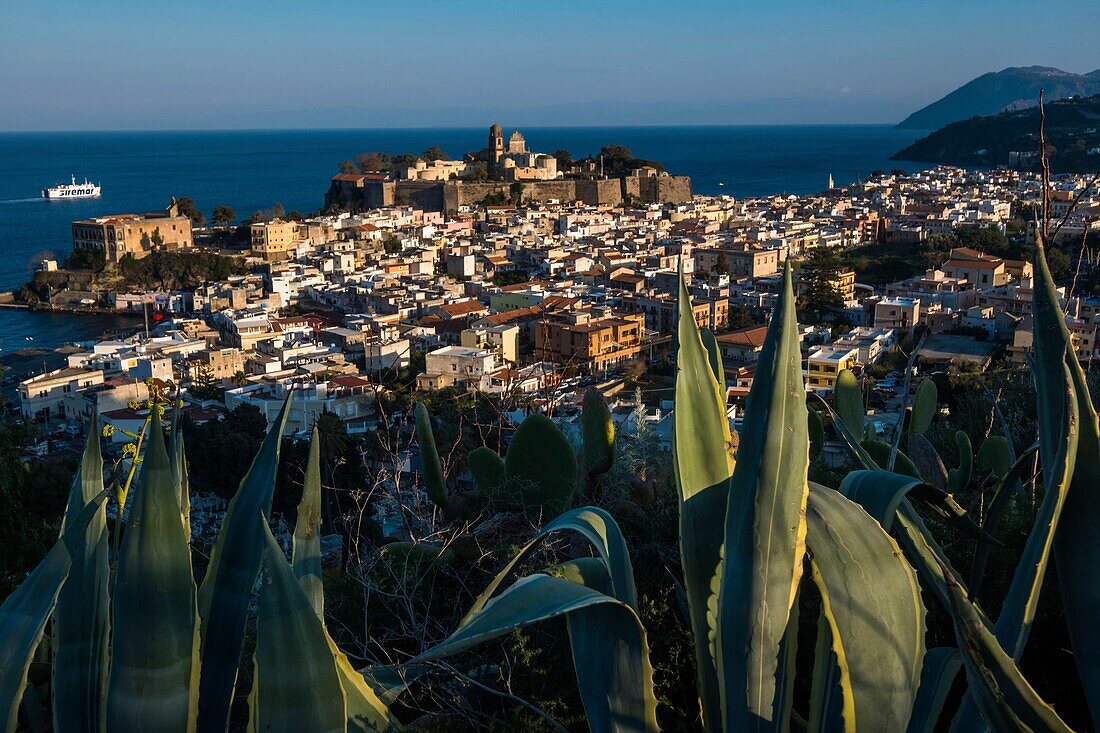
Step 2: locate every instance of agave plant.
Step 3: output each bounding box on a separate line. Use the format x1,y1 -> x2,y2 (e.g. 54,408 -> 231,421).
0,396 -> 397,733
673,261 -> 928,731
821,239 -> 1100,732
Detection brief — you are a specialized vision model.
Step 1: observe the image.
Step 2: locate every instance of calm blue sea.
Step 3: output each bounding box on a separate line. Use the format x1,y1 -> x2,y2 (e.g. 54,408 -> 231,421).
0,125 -> 925,349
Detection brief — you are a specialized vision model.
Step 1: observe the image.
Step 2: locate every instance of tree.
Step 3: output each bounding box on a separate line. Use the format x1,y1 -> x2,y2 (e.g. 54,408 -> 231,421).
553,149 -> 573,172
357,152 -> 390,172
382,232 -> 402,255
176,197 -> 205,225
422,146 -> 449,162
231,370 -> 248,387
799,247 -> 845,320
189,363 -> 219,401
338,160 -> 357,174
150,227 -> 164,247
600,144 -> 632,161
285,210 -> 304,222
211,205 -> 236,227
711,254 -> 730,276
391,153 -> 418,168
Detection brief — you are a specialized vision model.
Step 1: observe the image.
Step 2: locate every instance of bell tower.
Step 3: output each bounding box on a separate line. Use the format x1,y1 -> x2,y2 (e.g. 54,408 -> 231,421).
489,123 -> 504,168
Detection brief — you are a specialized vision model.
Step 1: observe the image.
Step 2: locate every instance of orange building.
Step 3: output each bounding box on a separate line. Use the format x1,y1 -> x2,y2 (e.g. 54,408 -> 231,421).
535,310 -> 646,373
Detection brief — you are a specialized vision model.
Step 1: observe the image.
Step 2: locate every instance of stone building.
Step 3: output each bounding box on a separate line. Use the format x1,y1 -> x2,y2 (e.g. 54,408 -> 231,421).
71,199 -> 193,263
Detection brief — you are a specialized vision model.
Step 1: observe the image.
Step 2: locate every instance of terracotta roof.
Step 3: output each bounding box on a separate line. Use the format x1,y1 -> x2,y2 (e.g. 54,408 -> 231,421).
437,300 -> 488,317
332,173 -> 366,182
715,325 -> 769,348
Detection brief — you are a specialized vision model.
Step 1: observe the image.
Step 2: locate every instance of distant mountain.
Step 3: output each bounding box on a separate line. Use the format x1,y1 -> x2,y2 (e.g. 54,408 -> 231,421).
892,94 -> 1100,173
897,66 -> 1100,130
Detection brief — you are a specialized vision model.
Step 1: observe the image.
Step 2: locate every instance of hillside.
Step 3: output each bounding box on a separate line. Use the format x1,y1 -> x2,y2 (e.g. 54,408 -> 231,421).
897,66 -> 1100,130
892,94 -> 1100,173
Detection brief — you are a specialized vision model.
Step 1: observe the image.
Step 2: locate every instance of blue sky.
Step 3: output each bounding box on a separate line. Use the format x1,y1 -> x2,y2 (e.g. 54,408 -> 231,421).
2,0 -> 1097,130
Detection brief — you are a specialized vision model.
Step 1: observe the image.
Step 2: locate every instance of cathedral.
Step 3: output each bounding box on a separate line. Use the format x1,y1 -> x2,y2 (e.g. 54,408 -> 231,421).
486,124 -> 558,181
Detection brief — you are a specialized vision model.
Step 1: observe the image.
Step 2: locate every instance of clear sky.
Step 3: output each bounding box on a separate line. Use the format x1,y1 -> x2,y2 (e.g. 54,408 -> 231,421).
2,0 -> 1097,130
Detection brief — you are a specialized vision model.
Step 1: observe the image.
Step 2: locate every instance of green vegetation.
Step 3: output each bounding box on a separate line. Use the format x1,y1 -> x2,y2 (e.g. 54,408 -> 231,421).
116,250 -> 249,291
3,241 -> 1100,732
842,222 -> 1073,286
175,196 -> 204,225
797,246 -> 845,320
588,144 -> 665,177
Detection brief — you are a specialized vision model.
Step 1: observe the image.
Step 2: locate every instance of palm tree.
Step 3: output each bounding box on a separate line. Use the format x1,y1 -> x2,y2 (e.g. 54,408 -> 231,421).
231,370 -> 248,388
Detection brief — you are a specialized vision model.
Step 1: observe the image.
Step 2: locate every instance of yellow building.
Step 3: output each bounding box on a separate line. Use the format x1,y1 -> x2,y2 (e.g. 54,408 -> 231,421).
806,346 -> 859,391
251,219 -> 335,262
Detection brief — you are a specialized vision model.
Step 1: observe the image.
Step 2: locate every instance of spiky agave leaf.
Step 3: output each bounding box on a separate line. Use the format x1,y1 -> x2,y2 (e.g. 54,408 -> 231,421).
700,327 -> 727,397
673,262 -> 734,730
0,493 -> 107,733
716,261 -> 809,730
969,443 -> 1040,596
804,484 -> 925,733
1032,236 -> 1100,725
106,408 -> 199,733
293,427 -> 324,616
942,564 -> 1074,733
416,573 -> 658,733
292,429 -> 395,733
196,394 -> 293,732
52,417 -> 111,733
907,648 -> 963,733
413,401 -> 446,507
253,521 -> 345,733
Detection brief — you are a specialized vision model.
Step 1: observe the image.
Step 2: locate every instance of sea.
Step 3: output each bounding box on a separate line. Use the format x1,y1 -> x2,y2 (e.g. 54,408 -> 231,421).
0,125 -> 925,351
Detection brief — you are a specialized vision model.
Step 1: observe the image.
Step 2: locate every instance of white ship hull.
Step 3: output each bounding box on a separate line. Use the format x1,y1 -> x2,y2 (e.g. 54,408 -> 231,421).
42,175 -> 101,200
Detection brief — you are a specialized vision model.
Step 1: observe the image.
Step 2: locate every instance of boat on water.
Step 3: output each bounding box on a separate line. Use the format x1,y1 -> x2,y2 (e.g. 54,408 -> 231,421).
42,175 -> 101,200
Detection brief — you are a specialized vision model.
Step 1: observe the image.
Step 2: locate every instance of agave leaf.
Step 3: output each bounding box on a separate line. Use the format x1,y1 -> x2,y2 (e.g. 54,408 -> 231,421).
674,263 -> 733,731
414,401 -> 446,507
958,289 -> 1080,733
861,439 -> 921,480
197,393 -> 293,732
1031,237 -> 1100,724
253,521 -> 345,733
700,327 -> 727,398
909,379 -> 938,436
774,585 -> 801,731
417,573 -> 658,733
839,470 -> 976,618
808,408 -> 825,460
582,387 -> 616,476
505,412 -> 578,519
969,443 -> 1040,596
291,442 -> 396,733
674,258 -> 733,498
807,611 -> 844,733
106,409 -> 199,732
907,648 -> 962,733
941,565 -> 1074,733
834,369 -> 865,439
717,261 -> 809,730
463,506 -> 637,623
0,493 -> 106,733
52,418 -> 111,733
293,427 -> 324,616
824,399 -> 995,545
806,484 -> 925,733
556,557 -> 660,733
168,401 -> 191,532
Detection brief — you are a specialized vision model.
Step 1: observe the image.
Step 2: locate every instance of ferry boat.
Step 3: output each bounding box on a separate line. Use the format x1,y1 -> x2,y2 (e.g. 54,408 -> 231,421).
42,175 -> 101,200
